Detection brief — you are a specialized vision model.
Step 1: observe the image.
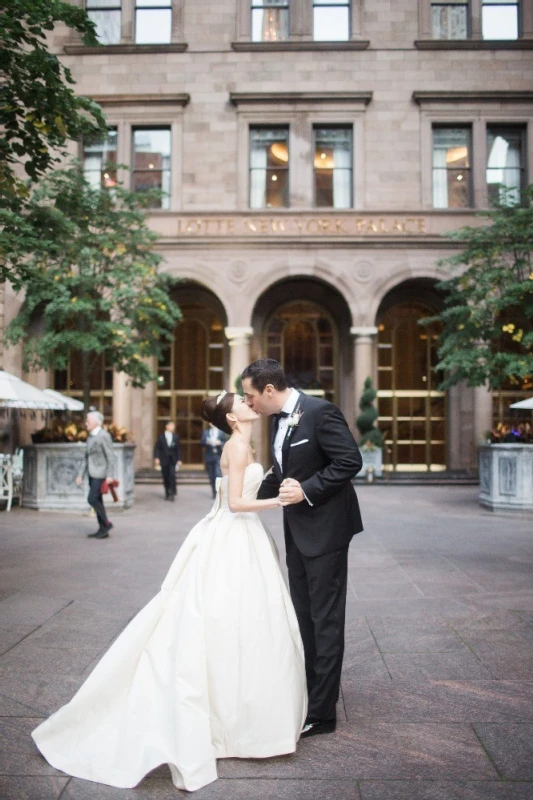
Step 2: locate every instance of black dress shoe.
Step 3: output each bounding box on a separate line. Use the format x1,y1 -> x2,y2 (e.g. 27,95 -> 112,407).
95,523 -> 113,539
87,529 -> 103,538
300,719 -> 336,738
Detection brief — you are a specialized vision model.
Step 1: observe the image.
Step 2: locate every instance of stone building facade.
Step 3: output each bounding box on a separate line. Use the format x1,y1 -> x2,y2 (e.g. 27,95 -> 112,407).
3,0 -> 533,471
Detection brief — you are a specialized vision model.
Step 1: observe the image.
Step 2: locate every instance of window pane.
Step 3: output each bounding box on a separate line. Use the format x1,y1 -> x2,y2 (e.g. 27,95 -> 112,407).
251,5 -> 289,41
83,128 -> 118,189
87,10 -> 121,44
136,0 -> 171,5
250,127 -> 289,208
432,127 -> 471,208
314,127 -> 352,208
313,6 -> 350,41
135,8 -> 171,43
482,3 -> 518,39
487,127 -> 523,203
133,128 -> 171,209
431,4 -> 468,39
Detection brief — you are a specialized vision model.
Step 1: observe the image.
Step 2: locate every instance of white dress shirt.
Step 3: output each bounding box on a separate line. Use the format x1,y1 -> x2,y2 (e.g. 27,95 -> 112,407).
90,426 -> 102,437
165,430 -> 174,448
274,388 -> 300,469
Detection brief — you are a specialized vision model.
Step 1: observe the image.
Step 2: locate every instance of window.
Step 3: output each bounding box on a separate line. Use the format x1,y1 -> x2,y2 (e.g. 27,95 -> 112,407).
482,0 -> 519,39
432,126 -> 472,208
487,126 -> 525,204
431,1 -> 468,39
251,0 -> 289,42
135,0 -> 172,44
132,128 -> 171,209
249,127 -> 289,208
86,0 -> 121,44
313,126 -> 352,208
83,128 -> 118,189
313,0 -> 350,41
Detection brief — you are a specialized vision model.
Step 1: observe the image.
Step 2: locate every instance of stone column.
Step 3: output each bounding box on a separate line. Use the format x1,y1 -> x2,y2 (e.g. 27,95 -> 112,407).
225,327 -> 254,392
351,326 -> 378,405
112,371 -> 132,432
473,383 -> 493,447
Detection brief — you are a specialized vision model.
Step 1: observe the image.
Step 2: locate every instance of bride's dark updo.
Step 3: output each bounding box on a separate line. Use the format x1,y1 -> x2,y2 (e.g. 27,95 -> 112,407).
200,392 -> 235,436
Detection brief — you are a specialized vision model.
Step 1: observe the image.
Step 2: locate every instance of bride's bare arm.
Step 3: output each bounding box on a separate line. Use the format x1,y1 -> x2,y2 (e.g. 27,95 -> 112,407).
226,441 -> 281,513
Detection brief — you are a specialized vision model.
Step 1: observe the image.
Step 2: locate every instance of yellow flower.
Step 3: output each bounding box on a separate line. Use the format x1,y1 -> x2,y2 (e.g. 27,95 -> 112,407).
71,297 -> 77,303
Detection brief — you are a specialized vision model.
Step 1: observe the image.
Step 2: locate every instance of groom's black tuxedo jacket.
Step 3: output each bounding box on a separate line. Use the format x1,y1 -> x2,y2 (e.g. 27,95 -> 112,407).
257,393 -> 363,557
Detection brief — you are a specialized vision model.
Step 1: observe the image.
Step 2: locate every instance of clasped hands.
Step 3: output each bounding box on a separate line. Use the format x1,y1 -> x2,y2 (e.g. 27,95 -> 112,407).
278,478 -> 304,506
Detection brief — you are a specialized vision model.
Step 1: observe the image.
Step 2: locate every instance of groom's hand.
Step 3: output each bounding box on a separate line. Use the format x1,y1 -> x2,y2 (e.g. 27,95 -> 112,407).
280,478 -> 304,505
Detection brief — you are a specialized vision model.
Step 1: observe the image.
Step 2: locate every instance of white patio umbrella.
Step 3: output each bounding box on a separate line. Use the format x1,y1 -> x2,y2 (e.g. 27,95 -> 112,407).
509,397 -> 533,410
0,371 -> 67,410
43,389 -> 85,411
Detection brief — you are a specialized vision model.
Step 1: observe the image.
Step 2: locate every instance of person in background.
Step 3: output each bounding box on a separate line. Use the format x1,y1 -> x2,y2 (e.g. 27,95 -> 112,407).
76,411 -> 115,539
154,421 -> 183,502
201,423 -> 228,498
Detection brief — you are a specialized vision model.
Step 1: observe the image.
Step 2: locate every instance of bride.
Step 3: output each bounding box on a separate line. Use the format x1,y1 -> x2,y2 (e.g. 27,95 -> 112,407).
32,391 -> 307,792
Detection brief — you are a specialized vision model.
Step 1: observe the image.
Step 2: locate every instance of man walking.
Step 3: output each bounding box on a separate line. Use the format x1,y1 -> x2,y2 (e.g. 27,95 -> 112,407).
200,423 -> 227,498
76,411 -> 115,539
154,421 -> 182,502
242,359 -> 363,738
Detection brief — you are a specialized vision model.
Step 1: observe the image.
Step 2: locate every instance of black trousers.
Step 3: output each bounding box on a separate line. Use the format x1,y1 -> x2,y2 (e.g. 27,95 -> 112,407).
285,530 -> 348,723
88,477 -> 110,529
161,462 -> 177,497
204,458 -> 221,497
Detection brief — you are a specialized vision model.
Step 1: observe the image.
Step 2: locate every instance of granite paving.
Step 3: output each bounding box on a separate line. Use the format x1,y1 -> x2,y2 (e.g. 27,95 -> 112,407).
1,483 -> 532,799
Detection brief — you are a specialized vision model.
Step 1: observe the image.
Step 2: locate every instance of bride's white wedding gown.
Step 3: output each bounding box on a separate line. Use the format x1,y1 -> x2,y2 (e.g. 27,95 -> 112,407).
32,463 -> 307,792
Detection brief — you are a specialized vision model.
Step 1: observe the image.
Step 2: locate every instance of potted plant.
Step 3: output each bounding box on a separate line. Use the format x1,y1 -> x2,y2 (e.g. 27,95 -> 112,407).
356,377 -> 383,479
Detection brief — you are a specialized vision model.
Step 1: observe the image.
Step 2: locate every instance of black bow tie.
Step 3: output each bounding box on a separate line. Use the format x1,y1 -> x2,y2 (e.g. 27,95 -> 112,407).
277,411 -> 290,419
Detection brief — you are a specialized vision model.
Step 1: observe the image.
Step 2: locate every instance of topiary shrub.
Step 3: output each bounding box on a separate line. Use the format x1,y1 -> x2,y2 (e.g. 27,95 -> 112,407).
356,377 -> 383,449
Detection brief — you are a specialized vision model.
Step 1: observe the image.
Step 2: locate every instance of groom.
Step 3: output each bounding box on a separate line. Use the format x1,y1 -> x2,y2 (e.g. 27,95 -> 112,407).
242,359 -> 363,738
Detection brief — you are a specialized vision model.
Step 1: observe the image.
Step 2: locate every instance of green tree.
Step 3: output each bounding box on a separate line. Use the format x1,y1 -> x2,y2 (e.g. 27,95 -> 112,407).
5,163 -> 181,410
356,377 -> 383,449
1,0 -> 107,285
424,186 -> 533,391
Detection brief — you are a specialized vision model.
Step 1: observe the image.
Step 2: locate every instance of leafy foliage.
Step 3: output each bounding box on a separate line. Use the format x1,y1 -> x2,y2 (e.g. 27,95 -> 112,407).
424,186 -> 533,391
1,0 -> 107,284
356,377 -> 383,449
5,163 -> 182,409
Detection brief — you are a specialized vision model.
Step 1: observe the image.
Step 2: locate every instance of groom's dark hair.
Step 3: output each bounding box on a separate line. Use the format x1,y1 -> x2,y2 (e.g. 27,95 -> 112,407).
241,359 -> 288,393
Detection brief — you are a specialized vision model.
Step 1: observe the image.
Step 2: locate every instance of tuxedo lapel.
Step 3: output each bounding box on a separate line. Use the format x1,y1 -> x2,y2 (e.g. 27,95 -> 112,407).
281,392 -> 305,475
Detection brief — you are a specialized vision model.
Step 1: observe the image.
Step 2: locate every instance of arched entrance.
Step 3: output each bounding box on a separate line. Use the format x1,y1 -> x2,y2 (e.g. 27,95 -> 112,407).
252,277 -> 353,463
156,284 -> 228,466
376,280 -> 446,472
265,300 -> 337,403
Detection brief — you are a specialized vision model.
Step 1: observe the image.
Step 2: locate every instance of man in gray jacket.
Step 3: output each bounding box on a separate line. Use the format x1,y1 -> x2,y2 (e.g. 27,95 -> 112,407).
76,411 -> 116,539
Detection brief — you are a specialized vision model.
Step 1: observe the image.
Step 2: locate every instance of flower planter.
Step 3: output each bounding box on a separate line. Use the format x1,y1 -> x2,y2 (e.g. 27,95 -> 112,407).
357,448 -> 383,479
22,442 -> 135,512
479,444 -> 533,513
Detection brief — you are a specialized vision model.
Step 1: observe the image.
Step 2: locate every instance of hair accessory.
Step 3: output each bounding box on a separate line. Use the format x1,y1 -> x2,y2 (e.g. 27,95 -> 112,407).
216,390 -> 227,405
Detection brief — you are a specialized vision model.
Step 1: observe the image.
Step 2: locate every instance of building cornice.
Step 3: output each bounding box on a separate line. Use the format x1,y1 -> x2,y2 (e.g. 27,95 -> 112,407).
89,93 -> 190,107
230,91 -> 373,106
415,39 -> 533,50
231,40 -> 369,52
413,91 -> 533,105
64,43 -> 188,55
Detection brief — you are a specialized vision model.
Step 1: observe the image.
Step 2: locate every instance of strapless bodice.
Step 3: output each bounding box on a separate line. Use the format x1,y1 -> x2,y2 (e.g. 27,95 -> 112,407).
216,462 -> 264,511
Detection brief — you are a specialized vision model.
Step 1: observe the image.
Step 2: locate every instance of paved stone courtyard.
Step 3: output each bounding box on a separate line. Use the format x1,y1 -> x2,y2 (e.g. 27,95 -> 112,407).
1,483 -> 532,800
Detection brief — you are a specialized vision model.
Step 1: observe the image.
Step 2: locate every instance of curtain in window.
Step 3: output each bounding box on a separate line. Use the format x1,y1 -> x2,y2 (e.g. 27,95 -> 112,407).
250,146 -> 267,209
432,147 -> 448,208
487,134 -> 521,203
332,141 -> 351,208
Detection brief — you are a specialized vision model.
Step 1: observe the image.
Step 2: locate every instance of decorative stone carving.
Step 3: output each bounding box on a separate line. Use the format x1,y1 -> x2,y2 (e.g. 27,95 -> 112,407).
498,457 -> 517,496
354,260 -> 373,283
479,445 -> 533,512
229,261 -> 247,284
23,443 -> 136,512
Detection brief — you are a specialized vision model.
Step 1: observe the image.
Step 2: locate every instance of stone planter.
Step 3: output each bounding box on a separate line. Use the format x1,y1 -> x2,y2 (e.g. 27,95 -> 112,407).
357,448 -> 383,479
479,444 -> 533,513
22,443 -> 135,512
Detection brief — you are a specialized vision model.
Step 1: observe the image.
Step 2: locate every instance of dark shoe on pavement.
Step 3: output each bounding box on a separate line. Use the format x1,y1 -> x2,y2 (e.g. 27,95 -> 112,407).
87,529 -> 103,538
300,718 -> 336,738
169,495 -> 175,502
95,523 -> 113,539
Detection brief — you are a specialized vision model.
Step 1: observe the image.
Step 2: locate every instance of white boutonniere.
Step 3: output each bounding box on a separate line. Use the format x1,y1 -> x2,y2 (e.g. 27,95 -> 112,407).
287,409 -> 303,429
